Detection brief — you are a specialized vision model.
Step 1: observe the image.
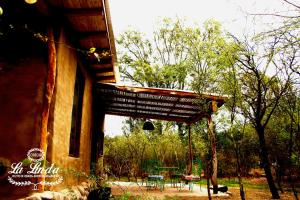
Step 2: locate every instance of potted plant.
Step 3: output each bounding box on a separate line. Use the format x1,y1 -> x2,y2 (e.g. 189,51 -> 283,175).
87,162 -> 112,200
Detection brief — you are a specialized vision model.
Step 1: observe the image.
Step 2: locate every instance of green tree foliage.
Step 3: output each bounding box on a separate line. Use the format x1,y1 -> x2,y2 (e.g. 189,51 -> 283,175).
104,129 -> 191,178
184,20 -> 239,94
113,13 -> 300,198
117,18 -> 189,89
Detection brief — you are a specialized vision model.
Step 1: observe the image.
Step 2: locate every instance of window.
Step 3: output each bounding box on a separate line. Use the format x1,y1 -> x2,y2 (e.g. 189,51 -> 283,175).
69,66 -> 85,157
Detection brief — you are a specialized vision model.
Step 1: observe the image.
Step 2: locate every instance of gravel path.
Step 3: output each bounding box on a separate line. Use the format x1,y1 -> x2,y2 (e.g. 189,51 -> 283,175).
109,181 -> 230,199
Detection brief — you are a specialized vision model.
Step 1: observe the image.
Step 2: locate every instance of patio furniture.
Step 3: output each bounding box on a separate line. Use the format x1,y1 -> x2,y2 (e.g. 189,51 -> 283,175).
170,174 -> 183,188
141,173 -> 149,186
146,175 -> 165,191
171,175 -> 201,191
182,175 -> 194,191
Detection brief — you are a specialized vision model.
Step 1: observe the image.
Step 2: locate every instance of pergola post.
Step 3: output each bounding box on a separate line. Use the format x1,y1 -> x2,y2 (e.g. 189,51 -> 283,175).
38,27 -> 56,192
207,114 -> 218,194
96,113 -> 105,180
188,125 -> 193,175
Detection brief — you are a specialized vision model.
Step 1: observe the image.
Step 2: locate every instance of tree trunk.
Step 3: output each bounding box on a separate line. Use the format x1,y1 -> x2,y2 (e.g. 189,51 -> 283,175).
208,115 -> 218,194
288,120 -> 299,200
256,125 -> 280,199
234,143 -> 245,200
206,158 -> 212,200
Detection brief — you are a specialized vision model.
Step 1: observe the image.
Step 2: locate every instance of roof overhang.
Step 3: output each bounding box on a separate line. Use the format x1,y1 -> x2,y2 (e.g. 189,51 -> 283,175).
96,83 -> 228,124
41,0 -> 119,83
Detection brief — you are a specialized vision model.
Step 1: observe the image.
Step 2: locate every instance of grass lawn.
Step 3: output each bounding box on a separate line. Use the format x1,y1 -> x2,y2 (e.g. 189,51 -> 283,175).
194,177 -> 269,189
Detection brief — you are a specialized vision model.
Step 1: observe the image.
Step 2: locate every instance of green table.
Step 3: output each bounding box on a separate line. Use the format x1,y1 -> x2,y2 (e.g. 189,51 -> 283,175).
146,175 -> 165,191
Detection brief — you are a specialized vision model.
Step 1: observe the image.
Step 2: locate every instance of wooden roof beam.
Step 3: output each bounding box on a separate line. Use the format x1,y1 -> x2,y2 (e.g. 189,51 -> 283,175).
77,31 -> 107,39
97,79 -> 116,83
97,98 -> 199,112
187,113 -> 208,125
97,83 -> 227,102
91,63 -> 112,69
95,71 -> 115,77
96,75 -> 115,81
104,110 -> 188,123
167,97 -> 181,117
63,8 -> 104,17
93,67 -> 114,74
103,104 -> 195,116
97,92 -> 200,107
91,57 -> 112,65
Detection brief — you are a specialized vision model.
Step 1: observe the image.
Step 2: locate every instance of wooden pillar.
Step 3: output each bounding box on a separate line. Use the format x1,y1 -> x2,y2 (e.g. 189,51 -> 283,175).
96,113 -> 105,179
38,27 -> 56,192
188,125 -> 193,175
207,114 -> 218,194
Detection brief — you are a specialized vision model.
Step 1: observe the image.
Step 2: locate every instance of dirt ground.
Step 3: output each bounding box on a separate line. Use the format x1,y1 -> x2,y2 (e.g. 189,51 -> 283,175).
110,181 -> 299,200
221,188 -> 297,200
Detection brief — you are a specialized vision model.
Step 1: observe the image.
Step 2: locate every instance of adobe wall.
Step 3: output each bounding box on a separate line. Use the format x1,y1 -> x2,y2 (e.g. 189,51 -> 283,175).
0,26 -> 48,198
0,25 -> 95,198
48,27 -> 93,188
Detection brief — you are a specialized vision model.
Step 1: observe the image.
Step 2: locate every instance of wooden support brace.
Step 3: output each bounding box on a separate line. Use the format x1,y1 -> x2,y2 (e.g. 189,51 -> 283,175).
188,125 -> 193,175
212,100 -> 218,112
38,27 -> 56,192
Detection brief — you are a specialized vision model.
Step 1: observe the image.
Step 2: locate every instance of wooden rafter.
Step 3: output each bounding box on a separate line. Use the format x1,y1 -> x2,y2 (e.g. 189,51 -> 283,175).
91,63 -> 112,69
77,31 -> 107,39
105,111 -> 188,123
96,75 -> 115,81
167,97 -> 181,117
98,92 -> 200,107
103,104 -> 195,116
96,83 -> 228,124
99,98 -> 199,112
92,57 -> 112,65
110,85 -> 227,101
187,112 -> 208,125
93,68 -> 114,74
95,71 -> 114,77
63,8 -> 103,17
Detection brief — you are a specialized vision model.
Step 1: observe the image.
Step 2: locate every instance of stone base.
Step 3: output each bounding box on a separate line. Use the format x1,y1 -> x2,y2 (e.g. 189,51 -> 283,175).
24,181 -> 92,200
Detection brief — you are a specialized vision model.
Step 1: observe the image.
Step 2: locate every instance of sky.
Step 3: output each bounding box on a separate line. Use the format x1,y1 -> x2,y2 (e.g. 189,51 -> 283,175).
104,0 -> 293,136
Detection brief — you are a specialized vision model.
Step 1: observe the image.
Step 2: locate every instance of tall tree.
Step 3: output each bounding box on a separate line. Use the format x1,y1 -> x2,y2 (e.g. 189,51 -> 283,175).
233,36 -> 295,199
117,18 -> 191,139
117,17 -> 189,89
253,0 -> 300,76
185,20 -> 239,193
222,57 -> 246,199
118,18 -> 239,193
250,1 -> 300,197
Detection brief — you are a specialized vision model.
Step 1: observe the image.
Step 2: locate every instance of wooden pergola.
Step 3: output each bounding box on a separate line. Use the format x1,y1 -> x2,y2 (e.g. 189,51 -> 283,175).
96,83 -> 227,124
94,83 -> 228,184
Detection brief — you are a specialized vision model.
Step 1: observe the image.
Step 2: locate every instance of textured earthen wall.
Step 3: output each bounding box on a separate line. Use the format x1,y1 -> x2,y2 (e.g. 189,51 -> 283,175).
49,27 -> 93,188
0,29 -> 48,198
0,26 -> 94,198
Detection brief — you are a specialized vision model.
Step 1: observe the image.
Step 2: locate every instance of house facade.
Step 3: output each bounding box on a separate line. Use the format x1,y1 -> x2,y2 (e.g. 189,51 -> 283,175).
0,0 -> 117,198
0,0 -> 227,199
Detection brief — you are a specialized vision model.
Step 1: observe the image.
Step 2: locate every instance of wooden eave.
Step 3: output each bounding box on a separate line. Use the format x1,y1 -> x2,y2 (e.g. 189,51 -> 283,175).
45,0 -> 118,83
96,83 -> 228,124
